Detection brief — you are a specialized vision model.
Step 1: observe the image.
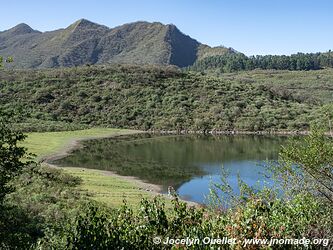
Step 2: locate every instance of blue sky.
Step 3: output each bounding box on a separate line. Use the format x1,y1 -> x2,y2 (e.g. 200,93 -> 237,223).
1,0 -> 332,55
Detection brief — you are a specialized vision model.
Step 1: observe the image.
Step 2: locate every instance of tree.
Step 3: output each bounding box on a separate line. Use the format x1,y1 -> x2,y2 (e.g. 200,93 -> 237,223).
278,129 -> 333,204
0,111 -> 31,206
0,55 -> 29,205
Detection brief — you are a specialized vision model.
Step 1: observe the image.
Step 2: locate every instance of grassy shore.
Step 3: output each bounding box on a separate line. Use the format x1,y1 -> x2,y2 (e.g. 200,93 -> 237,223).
23,128 -> 138,160
21,128 -> 161,207
64,167 -> 157,208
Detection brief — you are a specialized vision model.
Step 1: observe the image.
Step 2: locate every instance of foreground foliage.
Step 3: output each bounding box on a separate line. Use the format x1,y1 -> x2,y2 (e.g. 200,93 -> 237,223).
36,193 -> 331,250
3,170 -> 331,249
0,111 -> 31,205
278,130 -> 333,204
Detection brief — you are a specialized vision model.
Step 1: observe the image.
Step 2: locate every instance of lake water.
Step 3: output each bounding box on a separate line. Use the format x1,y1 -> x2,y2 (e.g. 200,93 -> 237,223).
53,134 -> 287,204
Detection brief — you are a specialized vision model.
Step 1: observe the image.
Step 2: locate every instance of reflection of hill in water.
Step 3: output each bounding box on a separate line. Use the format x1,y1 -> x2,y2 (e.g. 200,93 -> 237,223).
53,134 -> 287,190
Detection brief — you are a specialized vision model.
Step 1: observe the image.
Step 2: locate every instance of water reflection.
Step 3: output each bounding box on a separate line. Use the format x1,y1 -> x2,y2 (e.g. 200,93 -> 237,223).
53,134 -> 287,203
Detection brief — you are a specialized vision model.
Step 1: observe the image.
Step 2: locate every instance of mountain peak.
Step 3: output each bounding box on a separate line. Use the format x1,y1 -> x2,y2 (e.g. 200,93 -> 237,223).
6,23 -> 38,35
75,18 -> 95,26
166,23 -> 177,28
69,18 -> 108,30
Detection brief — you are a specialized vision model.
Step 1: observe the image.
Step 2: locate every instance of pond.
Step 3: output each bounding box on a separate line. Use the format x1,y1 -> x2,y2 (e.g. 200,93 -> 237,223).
53,134 -> 287,204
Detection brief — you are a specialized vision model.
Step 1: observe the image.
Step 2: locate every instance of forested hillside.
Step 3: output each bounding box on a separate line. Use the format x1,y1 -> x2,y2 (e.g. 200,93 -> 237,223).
0,65 -> 332,132
189,51 -> 333,73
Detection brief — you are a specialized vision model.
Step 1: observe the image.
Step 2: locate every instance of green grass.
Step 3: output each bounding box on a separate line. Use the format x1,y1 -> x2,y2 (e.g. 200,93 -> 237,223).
23,127 -> 139,160
64,167 -> 156,208
21,128 -> 163,207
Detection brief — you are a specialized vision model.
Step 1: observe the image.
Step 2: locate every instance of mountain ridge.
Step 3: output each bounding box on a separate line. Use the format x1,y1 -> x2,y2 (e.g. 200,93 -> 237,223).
0,19 -> 234,69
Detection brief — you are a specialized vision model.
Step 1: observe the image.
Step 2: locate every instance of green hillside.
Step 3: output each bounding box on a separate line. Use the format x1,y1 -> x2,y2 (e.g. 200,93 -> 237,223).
0,64 -> 332,132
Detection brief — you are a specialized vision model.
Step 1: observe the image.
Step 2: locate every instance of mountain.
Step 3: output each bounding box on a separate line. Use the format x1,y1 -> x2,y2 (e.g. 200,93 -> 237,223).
0,19 -> 235,69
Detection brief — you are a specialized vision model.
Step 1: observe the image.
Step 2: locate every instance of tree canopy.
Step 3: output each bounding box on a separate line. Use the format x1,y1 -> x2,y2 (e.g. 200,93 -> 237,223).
190,51 -> 333,72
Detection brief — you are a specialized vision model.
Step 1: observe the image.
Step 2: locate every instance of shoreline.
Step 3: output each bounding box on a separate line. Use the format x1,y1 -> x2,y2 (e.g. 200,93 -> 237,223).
41,130 -> 146,163
40,129 -> 163,193
38,128 -> 329,207
40,129 -> 198,206
147,129 -> 312,135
